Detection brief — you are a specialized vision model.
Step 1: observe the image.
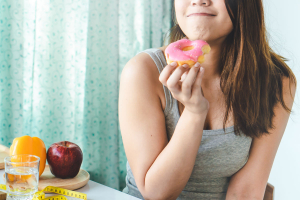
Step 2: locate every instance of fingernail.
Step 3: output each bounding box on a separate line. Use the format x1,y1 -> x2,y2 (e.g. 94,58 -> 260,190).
183,64 -> 188,68
171,62 -> 177,67
194,62 -> 200,67
200,67 -> 204,72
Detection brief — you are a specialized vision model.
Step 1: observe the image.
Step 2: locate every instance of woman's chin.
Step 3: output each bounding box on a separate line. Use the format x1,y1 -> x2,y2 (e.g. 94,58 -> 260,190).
187,36 -> 211,42
187,35 -> 223,46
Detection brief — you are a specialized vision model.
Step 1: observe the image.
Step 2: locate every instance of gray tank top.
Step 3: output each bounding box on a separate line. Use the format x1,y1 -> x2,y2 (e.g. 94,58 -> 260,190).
122,48 -> 253,200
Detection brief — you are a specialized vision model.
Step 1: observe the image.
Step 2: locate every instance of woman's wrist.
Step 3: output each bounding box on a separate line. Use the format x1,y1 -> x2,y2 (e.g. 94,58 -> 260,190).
182,109 -> 208,123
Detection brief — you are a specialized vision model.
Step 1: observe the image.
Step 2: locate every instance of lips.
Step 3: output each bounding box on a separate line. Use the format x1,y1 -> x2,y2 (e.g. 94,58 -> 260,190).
188,13 -> 215,17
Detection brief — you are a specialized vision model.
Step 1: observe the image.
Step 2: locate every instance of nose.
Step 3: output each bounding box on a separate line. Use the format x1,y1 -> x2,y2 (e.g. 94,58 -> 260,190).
191,0 -> 211,6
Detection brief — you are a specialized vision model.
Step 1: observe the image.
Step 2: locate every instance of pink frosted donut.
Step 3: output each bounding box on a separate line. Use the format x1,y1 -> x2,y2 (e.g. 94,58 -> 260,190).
165,38 -> 211,68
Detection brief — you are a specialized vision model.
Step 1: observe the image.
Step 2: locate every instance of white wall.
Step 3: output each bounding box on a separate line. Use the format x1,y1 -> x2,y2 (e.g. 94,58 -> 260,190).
263,0 -> 300,199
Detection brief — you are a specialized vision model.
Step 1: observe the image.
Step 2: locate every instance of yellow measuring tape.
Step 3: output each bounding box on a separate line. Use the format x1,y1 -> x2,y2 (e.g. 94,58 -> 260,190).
0,184 -> 87,200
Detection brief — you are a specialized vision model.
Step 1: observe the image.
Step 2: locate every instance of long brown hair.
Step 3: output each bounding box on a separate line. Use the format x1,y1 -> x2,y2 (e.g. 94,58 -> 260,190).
163,0 -> 297,138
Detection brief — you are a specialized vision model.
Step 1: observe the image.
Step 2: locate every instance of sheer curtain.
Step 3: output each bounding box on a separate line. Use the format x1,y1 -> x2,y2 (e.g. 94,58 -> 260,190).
0,0 -> 173,190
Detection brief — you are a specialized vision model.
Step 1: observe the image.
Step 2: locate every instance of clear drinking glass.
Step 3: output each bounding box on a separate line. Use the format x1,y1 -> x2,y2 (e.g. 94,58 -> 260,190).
4,154 -> 40,200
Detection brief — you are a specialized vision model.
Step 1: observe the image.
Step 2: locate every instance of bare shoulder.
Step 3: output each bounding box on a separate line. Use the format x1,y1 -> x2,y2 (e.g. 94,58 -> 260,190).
121,51 -> 159,81
121,49 -> 167,110
282,75 -> 297,101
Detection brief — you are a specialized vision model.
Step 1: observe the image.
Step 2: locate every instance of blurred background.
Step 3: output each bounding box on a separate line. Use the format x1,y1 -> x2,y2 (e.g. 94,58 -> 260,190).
0,0 -> 298,199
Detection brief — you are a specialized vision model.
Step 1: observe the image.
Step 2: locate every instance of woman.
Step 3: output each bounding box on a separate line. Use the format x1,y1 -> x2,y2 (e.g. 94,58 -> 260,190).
119,0 -> 297,199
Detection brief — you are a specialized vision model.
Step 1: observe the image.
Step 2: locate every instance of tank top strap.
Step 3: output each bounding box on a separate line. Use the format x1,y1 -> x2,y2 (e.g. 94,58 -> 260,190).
136,48 -> 173,114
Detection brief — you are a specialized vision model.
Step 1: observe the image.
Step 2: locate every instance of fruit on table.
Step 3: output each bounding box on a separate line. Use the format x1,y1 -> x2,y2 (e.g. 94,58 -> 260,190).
47,141 -> 83,179
10,135 -> 47,177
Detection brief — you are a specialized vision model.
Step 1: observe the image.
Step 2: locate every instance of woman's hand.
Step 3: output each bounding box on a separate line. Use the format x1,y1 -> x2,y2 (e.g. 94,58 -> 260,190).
159,62 -> 209,115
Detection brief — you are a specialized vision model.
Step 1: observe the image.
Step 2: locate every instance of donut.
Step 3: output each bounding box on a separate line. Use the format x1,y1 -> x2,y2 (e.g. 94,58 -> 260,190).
164,38 -> 211,68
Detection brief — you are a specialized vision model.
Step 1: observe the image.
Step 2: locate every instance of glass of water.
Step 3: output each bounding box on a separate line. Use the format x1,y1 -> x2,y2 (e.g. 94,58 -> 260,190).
4,154 -> 40,200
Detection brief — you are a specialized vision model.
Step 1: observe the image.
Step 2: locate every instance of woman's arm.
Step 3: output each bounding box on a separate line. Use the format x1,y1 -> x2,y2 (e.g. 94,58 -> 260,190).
225,77 -> 296,200
119,53 -> 207,200
145,110 -> 206,200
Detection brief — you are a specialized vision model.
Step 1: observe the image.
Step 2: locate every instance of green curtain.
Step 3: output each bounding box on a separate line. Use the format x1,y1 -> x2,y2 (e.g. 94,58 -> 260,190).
0,0 -> 173,190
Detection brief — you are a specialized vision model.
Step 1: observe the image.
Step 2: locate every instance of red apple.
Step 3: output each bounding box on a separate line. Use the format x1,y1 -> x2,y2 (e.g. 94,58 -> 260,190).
47,141 -> 83,179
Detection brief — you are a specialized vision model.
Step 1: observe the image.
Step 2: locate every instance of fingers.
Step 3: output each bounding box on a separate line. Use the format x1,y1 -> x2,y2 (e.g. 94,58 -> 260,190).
180,70 -> 190,82
166,64 -> 189,93
159,62 -> 178,86
181,63 -> 201,99
159,62 -> 189,93
191,66 -> 205,97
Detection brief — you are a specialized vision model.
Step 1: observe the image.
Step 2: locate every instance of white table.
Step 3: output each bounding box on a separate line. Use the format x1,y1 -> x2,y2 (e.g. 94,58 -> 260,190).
0,169 -> 141,200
